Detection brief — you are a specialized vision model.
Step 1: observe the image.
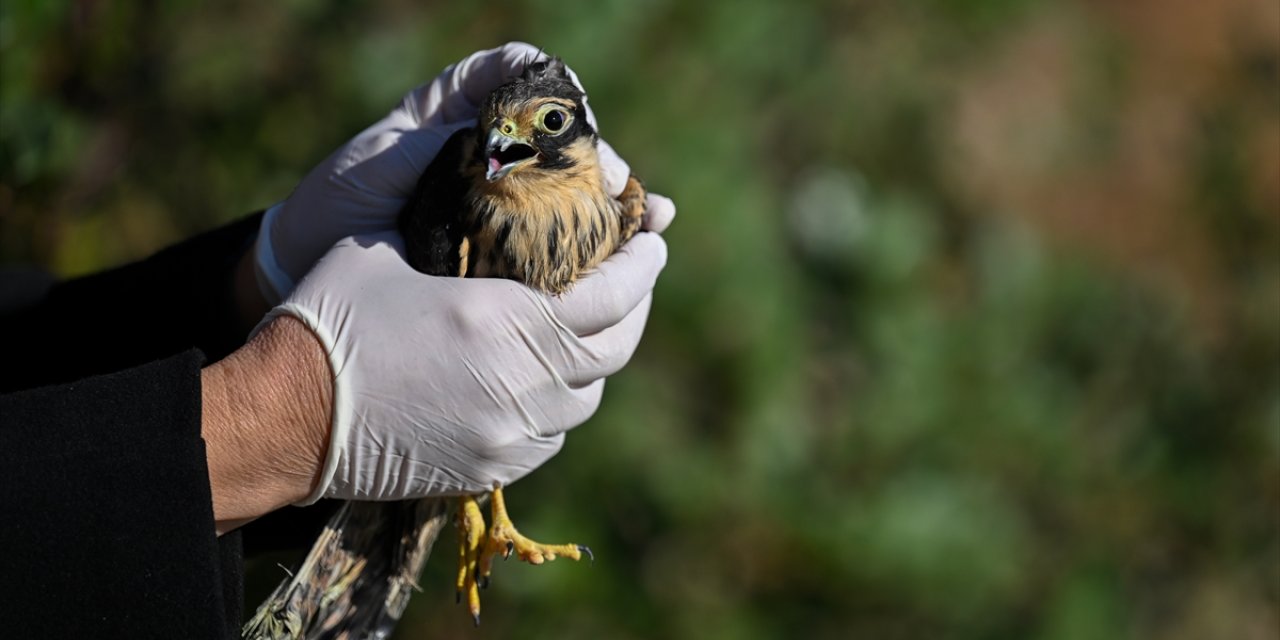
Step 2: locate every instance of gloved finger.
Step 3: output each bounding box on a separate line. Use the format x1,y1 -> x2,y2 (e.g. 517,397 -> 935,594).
597,139 -> 631,198
535,379 -> 605,438
409,42 -> 548,126
473,430 -> 567,490
363,229 -> 408,255
559,63 -> 599,132
334,120 -> 474,203
547,232 -> 668,336
492,42 -> 556,103
417,42 -> 603,135
559,294 -> 653,387
643,193 -> 677,233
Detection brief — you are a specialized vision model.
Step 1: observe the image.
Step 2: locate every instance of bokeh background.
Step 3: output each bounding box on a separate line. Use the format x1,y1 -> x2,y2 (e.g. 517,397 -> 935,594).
3,0 -> 1278,638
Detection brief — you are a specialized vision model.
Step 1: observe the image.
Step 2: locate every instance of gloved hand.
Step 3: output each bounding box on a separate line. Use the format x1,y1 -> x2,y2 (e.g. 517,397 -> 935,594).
263,230 -> 669,504
254,41 -> 670,304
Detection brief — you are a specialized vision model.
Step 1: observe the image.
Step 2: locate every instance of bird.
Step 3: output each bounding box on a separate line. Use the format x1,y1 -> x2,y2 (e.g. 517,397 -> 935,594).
242,56 -> 646,639
399,56 -> 646,294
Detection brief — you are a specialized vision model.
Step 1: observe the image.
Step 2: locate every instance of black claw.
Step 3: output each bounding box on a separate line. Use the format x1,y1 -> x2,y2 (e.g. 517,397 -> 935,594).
479,575 -> 490,590
473,613 -> 481,627
505,541 -> 514,559
578,545 -> 595,565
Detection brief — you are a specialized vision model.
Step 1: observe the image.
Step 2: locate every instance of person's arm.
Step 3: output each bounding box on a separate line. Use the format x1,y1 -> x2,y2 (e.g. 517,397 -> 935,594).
201,315 -> 328,534
0,316 -> 330,639
0,214 -> 266,394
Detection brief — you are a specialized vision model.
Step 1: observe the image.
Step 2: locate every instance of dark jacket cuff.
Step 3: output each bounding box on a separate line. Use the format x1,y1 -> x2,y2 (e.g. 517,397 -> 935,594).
0,349 -> 230,639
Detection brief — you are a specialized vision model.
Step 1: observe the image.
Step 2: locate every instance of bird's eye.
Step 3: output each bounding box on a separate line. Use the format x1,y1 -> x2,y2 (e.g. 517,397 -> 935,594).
538,107 -> 570,134
543,109 -> 565,131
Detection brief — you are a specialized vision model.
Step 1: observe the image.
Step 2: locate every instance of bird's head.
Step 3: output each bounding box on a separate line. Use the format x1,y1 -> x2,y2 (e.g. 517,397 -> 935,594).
477,57 -> 597,183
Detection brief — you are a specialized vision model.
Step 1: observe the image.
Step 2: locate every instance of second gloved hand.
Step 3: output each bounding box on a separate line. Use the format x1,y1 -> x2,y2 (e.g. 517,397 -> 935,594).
264,230 -> 668,504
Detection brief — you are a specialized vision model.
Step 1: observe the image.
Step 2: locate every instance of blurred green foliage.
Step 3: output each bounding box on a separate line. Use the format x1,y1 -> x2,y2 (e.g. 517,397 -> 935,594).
2,0 -> 1278,638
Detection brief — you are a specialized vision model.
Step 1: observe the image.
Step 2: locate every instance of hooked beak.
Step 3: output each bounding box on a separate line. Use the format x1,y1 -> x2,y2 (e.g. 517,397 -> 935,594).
484,127 -> 537,182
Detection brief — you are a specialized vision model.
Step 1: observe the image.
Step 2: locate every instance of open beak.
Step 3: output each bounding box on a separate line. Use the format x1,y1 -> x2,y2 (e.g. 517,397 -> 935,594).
484,127 -> 538,182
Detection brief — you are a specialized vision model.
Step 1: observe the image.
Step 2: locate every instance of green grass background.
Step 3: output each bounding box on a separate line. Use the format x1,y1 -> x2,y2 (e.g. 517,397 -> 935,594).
2,1 -> 1277,638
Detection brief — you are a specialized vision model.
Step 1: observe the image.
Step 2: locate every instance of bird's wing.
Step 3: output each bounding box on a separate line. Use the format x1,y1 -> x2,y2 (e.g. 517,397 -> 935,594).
398,126 -> 476,278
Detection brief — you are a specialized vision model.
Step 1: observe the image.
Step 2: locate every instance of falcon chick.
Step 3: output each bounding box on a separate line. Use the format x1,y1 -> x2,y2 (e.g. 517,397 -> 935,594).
243,57 -> 646,639
398,56 -> 646,625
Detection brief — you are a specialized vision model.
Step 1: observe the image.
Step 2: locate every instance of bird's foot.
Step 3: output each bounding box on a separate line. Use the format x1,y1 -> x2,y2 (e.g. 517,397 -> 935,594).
455,486 -> 591,626
483,485 -> 593,566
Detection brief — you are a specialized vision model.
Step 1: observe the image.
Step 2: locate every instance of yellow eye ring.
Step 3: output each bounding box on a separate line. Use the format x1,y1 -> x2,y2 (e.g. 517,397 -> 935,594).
535,105 -> 573,135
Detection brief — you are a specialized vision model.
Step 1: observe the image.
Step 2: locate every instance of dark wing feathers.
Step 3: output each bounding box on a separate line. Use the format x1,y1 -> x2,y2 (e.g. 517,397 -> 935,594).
398,127 -> 475,278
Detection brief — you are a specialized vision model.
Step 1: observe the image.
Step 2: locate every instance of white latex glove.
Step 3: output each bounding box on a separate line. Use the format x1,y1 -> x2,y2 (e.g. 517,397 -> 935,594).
263,230 -> 669,504
254,41 -> 674,304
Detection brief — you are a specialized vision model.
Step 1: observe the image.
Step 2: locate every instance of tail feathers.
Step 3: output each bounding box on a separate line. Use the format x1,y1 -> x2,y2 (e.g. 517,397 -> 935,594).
242,499 -> 451,640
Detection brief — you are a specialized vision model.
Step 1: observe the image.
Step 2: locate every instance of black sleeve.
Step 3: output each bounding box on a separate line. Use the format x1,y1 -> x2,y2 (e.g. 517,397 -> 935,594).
0,212 -> 339,633
0,350 -> 234,640
0,213 -> 263,393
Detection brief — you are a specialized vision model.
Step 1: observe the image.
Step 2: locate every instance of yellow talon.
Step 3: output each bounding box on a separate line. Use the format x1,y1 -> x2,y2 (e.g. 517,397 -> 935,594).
482,485 -> 592,566
456,495 -> 485,625
455,485 -> 592,625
